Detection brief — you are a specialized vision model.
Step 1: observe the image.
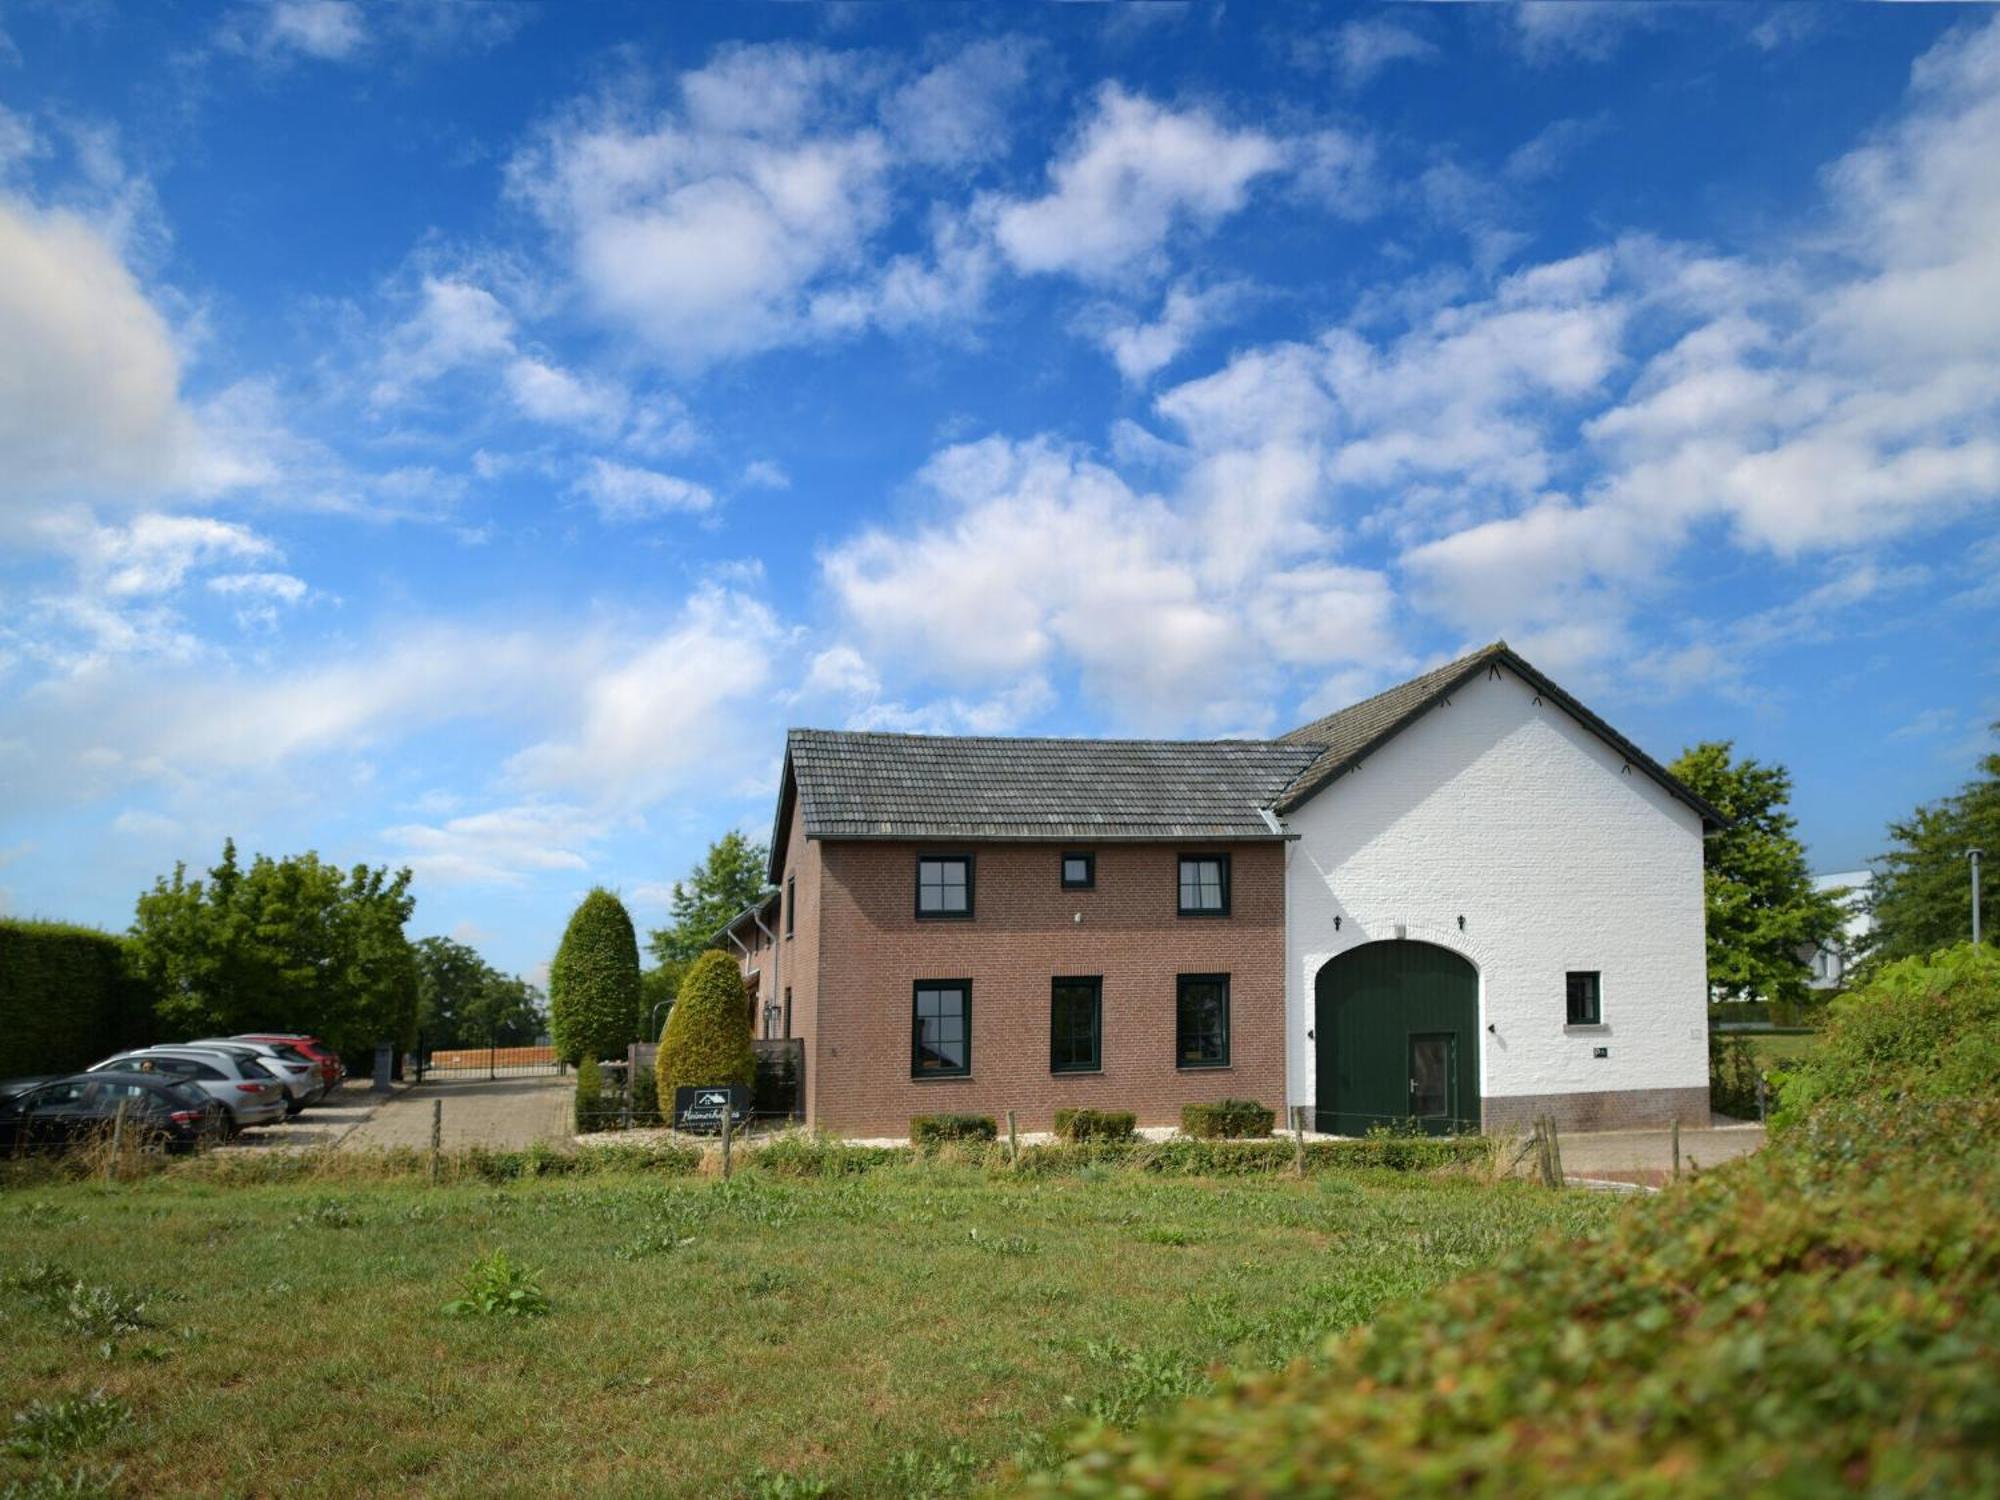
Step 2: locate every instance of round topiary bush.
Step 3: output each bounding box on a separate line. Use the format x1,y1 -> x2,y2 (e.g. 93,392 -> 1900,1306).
548,888 -> 641,1066
655,949 -> 754,1102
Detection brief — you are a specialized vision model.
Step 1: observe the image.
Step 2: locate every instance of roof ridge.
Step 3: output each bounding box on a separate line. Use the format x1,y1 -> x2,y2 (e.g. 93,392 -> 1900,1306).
1277,640 -> 1506,744
788,726 -> 1315,750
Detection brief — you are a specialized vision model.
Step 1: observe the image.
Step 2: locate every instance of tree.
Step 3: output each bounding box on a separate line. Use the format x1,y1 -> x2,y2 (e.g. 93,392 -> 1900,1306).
1668,743 -> 1844,1009
1867,728 -> 2000,965
415,937 -> 548,1049
647,832 -> 771,967
548,888 -> 641,1064
127,839 -> 420,1060
655,949 -> 754,1100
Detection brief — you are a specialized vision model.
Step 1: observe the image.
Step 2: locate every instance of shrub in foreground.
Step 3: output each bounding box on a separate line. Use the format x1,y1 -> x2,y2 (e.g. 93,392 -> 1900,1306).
656,950 -> 755,1101
1052,1109 -> 1136,1142
441,1249 -> 550,1318
1773,941 -> 1999,1128
911,1114 -> 998,1147
1012,1095 -> 2000,1498
1179,1099 -> 1274,1139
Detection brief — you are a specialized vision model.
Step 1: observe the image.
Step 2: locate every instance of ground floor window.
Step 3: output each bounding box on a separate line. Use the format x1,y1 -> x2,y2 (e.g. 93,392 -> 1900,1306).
1566,970 -> 1602,1026
912,980 -> 971,1077
1050,976 -> 1102,1072
1175,973 -> 1230,1068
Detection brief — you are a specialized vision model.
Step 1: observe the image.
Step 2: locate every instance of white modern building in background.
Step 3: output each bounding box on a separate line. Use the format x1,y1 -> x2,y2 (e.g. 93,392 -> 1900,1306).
1807,870 -> 1875,990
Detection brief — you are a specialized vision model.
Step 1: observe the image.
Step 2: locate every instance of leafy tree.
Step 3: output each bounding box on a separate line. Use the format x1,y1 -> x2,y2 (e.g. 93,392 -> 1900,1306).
1866,728 -> 2000,965
414,937 -> 547,1049
640,961 -> 685,1038
1668,743 -> 1844,1009
548,888 -> 641,1064
646,831 -> 772,967
655,949 -> 754,1099
127,839 -> 420,1060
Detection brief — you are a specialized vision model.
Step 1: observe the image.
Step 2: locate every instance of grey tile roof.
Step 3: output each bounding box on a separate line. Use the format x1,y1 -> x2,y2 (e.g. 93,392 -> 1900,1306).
1274,641 -> 1724,826
784,729 -> 1324,843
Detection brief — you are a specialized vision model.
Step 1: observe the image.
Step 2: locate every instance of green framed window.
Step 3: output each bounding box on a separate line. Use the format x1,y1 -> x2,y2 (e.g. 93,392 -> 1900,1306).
1050,976 -> 1102,1073
1566,971 -> 1602,1026
1061,851 -> 1095,890
912,980 -> 971,1077
916,854 -> 974,919
1177,854 -> 1230,916
1176,973 -> 1230,1068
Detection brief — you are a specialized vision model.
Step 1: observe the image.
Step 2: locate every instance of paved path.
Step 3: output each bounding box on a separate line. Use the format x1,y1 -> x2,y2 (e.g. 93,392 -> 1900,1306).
338,1076 -> 573,1151
1552,1123 -> 1766,1186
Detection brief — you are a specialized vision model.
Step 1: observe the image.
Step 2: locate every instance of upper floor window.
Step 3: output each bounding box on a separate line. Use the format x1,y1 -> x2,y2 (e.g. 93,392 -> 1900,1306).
1177,854 -> 1230,917
916,854 -> 974,919
784,876 -> 795,937
1566,971 -> 1602,1026
1061,851 -> 1095,890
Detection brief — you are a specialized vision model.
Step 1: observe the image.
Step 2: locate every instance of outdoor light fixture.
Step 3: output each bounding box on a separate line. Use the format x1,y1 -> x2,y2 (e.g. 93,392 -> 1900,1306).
1457,914 -> 1466,930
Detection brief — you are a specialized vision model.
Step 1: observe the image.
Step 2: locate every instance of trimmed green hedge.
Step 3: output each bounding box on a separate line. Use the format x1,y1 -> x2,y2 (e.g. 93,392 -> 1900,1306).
656,950 -> 755,1099
911,1114 -> 999,1147
1180,1098 -> 1275,1139
1053,1108 -> 1137,1142
1012,1093 -> 2000,1497
0,919 -> 154,1078
573,1056 -> 605,1134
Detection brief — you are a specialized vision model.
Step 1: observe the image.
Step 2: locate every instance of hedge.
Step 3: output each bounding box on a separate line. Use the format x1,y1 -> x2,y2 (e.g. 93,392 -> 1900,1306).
0,919 -> 155,1078
656,950 -> 755,1099
1180,1098 -> 1275,1139
573,1056 -> 605,1134
911,1113 -> 998,1147
1053,1108 -> 1136,1142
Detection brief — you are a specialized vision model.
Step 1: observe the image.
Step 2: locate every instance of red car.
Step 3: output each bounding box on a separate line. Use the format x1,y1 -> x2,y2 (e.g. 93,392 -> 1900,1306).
234,1034 -> 345,1092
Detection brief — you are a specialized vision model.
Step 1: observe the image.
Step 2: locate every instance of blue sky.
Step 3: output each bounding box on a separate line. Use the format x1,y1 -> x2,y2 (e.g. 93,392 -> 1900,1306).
2,1 -> 1996,981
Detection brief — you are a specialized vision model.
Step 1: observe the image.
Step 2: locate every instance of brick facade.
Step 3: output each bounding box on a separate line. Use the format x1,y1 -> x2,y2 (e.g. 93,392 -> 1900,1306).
770,836 -> 1286,1138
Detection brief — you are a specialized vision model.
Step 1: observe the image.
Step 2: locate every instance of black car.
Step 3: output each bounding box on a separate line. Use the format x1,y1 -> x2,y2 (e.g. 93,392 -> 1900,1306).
0,1072 -> 227,1155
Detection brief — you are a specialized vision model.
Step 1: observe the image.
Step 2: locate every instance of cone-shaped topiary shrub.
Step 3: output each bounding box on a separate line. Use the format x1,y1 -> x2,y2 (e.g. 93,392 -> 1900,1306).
549,888 -> 641,1066
655,949 -> 754,1101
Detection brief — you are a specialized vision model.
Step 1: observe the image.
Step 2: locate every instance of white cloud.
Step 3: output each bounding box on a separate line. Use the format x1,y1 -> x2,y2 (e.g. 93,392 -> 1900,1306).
0,200 -> 201,515
989,84 -> 1283,281
881,38 -> 1035,167
261,0 -> 367,61
384,802 -> 605,887
1091,279 -> 1247,384
741,459 -> 791,490
1508,2 -> 1661,65
572,459 -> 716,522
502,356 -> 629,432
1328,19 -> 1437,89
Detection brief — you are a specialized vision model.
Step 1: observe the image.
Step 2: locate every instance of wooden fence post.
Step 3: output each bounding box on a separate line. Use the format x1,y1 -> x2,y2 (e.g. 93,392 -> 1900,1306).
721,1107 -> 734,1180
430,1098 -> 443,1184
1671,1118 -> 1681,1182
1006,1110 -> 1018,1166
1291,1106 -> 1307,1177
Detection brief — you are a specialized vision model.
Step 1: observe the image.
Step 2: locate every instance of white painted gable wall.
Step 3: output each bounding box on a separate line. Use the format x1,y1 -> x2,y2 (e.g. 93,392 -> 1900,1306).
1282,666 -> 1709,1121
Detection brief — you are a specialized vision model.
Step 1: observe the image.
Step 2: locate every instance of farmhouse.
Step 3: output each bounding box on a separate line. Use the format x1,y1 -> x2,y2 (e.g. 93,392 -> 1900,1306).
722,641 -> 1721,1138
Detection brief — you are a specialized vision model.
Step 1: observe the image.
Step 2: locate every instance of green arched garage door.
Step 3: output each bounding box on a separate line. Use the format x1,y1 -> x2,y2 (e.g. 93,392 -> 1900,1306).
1315,941 -> 1480,1137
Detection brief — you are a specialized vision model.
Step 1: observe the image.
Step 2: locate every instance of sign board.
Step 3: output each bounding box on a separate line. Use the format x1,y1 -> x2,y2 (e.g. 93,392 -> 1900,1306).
674,1084 -> 749,1134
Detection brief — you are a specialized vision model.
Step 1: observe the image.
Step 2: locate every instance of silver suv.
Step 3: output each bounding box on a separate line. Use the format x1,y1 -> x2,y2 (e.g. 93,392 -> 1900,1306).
90,1048 -> 288,1132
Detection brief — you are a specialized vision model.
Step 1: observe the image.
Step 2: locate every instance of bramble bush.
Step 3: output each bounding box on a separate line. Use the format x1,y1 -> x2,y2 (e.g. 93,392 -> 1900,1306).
1772,941 -> 1999,1128
1008,954 -> 2000,1499
1179,1099 -> 1274,1139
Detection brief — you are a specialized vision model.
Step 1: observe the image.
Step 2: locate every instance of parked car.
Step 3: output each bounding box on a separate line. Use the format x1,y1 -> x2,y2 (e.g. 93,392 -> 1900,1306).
89,1048 -> 288,1132
234,1034 -> 344,1092
0,1072 -> 226,1155
188,1038 -> 325,1113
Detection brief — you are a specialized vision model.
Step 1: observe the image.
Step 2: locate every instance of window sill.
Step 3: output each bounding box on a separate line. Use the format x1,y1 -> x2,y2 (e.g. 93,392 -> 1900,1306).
914,913 -> 975,922
1176,910 -> 1230,919
911,1073 -> 974,1083
1563,1023 -> 1607,1032
1175,1063 -> 1233,1072
1051,1067 -> 1103,1077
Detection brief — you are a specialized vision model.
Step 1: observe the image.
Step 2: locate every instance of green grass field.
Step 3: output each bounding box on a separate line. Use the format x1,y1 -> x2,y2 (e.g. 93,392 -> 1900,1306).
0,1161 -> 1619,1498
1744,1030 -> 1821,1068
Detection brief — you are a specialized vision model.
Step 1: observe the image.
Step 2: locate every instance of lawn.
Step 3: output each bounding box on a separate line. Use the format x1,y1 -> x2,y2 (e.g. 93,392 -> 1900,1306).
0,1159 -> 1619,1498
1744,1030 -> 1821,1069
